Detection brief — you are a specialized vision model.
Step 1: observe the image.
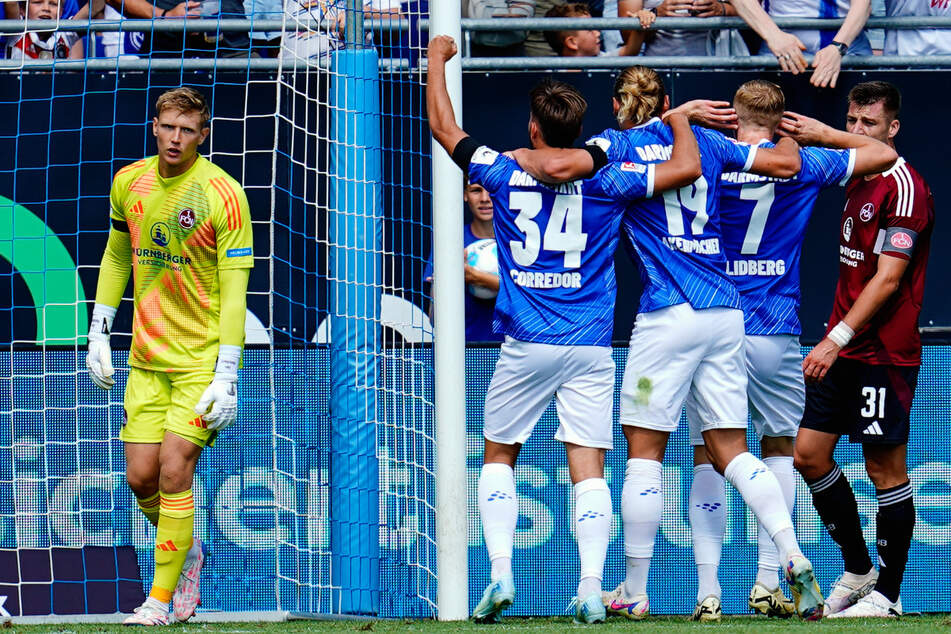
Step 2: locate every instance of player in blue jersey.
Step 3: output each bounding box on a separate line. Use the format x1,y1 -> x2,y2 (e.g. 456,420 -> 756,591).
426,36 -> 702,624
510,65 -> 825,620
680,81 -> 898,620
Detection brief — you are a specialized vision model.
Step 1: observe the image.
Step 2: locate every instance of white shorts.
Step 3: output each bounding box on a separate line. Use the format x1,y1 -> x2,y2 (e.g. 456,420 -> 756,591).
483,337 -> 615,449
620,304 -> 748,438
689,334 -> 804,445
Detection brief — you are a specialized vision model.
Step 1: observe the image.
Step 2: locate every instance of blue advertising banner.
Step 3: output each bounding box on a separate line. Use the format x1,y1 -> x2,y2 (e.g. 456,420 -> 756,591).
1,347 -> 948,617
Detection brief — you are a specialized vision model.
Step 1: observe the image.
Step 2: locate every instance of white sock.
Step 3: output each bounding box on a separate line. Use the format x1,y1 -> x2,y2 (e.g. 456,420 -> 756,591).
689,464 -> 725,600
756,455 -> 796,589
574,478 -> 611,599
622,458 -> 663,597
478,462 -> 517,582
144,596 -> 169,612
723,452 -> 801,562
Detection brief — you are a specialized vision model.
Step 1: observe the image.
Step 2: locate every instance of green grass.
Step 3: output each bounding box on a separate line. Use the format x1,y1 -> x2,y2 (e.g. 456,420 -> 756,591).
6,615 -> 950,633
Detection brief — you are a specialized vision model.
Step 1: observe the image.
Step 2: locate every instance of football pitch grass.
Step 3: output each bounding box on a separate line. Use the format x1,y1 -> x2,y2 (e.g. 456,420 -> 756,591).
7,615 -> 949,633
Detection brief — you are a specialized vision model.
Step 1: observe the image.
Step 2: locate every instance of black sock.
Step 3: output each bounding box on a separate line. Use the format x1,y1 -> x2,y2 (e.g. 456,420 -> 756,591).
806,465 -> 873,575
873,481 -> 915,603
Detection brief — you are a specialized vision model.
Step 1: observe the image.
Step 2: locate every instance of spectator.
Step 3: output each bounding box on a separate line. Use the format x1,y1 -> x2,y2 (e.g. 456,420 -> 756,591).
544,1 -> 652,55
282,0 -> 400,61
730,0 -> 872,88
638,0 -> 749,57
884,0 -> 951,55
141,0 -> 251,58
5,0 -> 84,59
524,0 -> 560,56
93,2 -> 147,57
465,0 -> 535,57
243,0 -> 283,57
424,180 -> 503,343
5,0 -> 78,19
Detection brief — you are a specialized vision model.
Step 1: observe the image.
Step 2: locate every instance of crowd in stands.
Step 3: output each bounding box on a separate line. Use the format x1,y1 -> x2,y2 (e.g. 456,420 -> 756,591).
2,0 -> 414,59
466,0 -> 951,83
2,0 -> 948,62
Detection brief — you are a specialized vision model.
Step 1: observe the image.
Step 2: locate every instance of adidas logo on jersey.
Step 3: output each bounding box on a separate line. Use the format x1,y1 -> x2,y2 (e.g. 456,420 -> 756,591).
863,421 -> 884,436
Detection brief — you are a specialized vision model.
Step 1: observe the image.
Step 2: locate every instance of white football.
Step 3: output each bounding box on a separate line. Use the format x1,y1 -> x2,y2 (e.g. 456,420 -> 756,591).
466,238 -> 499,299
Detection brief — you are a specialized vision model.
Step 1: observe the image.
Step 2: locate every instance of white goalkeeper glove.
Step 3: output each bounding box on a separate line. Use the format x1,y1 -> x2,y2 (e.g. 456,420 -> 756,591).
86,304 -> 117,390
195,344 -> 241,431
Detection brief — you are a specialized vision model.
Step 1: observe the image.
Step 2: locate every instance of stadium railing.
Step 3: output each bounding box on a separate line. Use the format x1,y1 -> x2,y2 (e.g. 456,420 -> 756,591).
2,16 -> 951,70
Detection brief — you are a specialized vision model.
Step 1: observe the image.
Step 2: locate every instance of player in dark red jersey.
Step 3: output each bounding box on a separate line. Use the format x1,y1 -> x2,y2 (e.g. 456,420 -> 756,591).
781,81 -> 934,618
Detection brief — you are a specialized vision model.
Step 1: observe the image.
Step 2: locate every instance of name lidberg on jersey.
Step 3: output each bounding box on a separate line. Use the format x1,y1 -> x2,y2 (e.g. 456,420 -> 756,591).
506,170 -> 585,290
721,170 -> 795,278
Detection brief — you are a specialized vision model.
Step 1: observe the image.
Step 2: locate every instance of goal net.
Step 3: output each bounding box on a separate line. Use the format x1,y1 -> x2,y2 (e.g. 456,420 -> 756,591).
0,0 -> 438,619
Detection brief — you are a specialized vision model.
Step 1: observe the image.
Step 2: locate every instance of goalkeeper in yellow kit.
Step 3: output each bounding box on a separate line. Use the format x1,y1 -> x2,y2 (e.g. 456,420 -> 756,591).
85,87 -> 253,626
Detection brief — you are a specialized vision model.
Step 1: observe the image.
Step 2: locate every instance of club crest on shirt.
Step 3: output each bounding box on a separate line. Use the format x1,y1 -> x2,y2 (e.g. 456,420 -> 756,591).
843,217 -> 853,242
178,208 -> 196,229
890,231 -> 913,249
151,222 -> 170,247
859,202 -> 875,222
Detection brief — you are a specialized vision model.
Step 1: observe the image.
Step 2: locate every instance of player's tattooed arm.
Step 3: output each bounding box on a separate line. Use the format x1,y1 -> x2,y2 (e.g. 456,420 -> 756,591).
803,254 -> 908,382
653,112 -> 702,191
780,111 -> 898,176
426,36 -> 467,157
749,136 -> 801,179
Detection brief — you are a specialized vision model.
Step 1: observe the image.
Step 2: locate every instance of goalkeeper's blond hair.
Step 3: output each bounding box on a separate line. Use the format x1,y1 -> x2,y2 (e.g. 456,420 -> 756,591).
156,87 -> 211,129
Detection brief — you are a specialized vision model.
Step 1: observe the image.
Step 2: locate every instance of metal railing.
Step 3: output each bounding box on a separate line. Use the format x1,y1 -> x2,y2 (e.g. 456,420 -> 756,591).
2,15 -> 950,71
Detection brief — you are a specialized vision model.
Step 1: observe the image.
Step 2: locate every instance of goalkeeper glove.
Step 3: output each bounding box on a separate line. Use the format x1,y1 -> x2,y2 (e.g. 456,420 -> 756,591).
195,344 -> 241,431
86,304 -> 117,390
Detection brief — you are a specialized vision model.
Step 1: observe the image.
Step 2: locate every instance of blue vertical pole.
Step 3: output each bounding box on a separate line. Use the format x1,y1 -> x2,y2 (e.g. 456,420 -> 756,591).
329,47 -> 382,615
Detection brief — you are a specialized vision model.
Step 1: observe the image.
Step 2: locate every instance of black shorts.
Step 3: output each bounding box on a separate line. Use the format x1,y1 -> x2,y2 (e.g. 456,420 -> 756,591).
801,357 -> 918,445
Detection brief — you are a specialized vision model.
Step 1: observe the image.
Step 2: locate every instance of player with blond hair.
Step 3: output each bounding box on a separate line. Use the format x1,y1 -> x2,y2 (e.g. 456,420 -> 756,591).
428,39 -> 703,624
85,86 -> 253,626
681,79 -> 897,620
512,65 -> 825,621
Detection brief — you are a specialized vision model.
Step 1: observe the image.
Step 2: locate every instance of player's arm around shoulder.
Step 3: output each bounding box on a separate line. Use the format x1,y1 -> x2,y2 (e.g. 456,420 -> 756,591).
508,146 -> 600,184
654,112 -> 702,192
749,135 -> 801,179
780,111 -> 898,177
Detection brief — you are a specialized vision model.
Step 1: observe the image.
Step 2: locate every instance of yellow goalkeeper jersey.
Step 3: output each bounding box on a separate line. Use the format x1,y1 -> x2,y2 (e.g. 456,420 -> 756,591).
109,155 -> 253,371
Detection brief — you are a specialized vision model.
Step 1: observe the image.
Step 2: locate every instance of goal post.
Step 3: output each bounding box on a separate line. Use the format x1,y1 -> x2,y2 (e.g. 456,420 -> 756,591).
429,0 -> 469,623
328,44 -> 383,616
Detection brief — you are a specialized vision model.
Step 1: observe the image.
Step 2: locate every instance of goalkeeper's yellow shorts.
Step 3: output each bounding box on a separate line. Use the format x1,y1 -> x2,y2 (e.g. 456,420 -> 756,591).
121,367 -> 217,448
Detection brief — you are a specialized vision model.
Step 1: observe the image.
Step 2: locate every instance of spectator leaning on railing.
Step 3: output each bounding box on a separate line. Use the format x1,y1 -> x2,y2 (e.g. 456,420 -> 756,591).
465,0 -> 536,57
730,0 -> 872,88
884,0 -> 951,55
5,0 -> 83,59
544,1 -> 652,55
